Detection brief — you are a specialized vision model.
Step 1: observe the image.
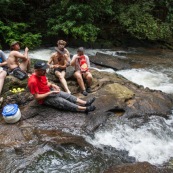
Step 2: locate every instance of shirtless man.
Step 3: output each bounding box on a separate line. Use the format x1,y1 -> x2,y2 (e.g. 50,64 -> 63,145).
56,40 -> 70,65
7,41 -> 30,73
47,48 -> 71,94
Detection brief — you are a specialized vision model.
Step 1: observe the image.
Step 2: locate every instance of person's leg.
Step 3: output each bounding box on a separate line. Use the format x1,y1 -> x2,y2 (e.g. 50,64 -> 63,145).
44,95 -> 96,112
58,91 -> 96,106
55,70 -> 71,94
58,91 -> 77,103
83,72 -> 93,93
74,71 -> 87,96
0,70 -> 7,106
19,57 -> 31,72
0,70 -> 7,94
44,95 -> 82,111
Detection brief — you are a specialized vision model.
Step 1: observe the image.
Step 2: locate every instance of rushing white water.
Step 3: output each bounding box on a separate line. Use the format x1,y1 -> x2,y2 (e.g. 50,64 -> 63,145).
116,68 -> 173,94
87,115 -> 173,165
4,47 -> 173,165
3,47 -> 121,61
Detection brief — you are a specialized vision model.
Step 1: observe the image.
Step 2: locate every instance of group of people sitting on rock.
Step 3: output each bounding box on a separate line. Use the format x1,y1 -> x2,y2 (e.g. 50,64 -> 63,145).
0,40 -> 96,113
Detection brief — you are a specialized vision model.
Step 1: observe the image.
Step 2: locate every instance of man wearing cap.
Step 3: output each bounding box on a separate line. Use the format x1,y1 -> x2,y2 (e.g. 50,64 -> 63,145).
28,61 -> 96,113
70,47 -> 93,96
7,41 -> 30,75
47,40 -> 71,94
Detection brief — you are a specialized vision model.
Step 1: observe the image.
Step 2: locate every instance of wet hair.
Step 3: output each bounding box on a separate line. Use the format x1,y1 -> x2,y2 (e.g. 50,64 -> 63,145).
57,40 -> 66,45
77,47 -> 84,53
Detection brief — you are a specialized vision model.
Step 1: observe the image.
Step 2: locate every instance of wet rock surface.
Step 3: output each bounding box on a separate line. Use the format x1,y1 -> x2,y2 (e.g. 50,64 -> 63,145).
90,52 -> 131,70
104,162 -> 173,173
0,56 -> 173,172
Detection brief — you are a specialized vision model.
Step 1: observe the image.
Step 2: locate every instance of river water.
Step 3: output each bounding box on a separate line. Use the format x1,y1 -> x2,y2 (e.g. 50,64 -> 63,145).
86,47 -> 173,165
3,47 -> 173,171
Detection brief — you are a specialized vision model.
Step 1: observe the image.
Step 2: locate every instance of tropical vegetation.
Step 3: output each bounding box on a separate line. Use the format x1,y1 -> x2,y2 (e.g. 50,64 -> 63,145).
0,0 -> 173,49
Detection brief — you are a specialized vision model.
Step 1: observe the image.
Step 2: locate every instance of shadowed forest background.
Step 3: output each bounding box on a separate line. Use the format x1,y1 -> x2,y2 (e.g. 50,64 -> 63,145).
0,0 -> 173,49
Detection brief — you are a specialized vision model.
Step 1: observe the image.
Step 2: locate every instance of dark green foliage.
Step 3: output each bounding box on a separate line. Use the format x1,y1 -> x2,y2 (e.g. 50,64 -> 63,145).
47,3 -> 99,42
0,0 -> 173,48
117,1 -> 172,40
0,21 -> 42,49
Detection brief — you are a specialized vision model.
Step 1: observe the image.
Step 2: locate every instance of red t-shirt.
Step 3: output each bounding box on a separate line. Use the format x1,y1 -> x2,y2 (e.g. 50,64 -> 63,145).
28,74 -> 50,104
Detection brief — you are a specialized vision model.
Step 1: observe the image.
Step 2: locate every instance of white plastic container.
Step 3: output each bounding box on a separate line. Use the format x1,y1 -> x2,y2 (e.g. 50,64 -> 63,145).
2,104 -> 21,123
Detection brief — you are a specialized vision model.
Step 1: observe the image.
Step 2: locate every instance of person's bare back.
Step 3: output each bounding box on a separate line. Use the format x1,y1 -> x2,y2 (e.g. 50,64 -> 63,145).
7,41 -> 30,72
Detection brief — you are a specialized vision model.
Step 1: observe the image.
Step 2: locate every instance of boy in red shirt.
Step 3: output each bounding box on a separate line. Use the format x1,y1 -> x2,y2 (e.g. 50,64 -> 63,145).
28,61 -> 96,112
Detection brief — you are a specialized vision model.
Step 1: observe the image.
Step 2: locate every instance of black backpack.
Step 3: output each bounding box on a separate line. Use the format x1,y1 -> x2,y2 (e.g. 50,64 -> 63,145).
13,68 -> 28,80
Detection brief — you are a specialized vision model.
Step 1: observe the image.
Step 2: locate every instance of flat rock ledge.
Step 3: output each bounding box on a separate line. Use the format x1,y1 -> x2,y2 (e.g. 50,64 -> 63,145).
0,59 -> 173,172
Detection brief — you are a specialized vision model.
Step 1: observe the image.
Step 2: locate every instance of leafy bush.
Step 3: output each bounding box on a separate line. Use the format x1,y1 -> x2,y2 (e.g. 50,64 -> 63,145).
47,3 -> 100,42
118,2 -> 172,40
0,21 -> 42,49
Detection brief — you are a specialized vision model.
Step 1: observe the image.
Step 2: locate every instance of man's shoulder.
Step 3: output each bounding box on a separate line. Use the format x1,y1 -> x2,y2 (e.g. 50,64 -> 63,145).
84,54 -> 89,58
50,52 -> 57,58
28,74 -> 37,83
52,52 -> 57,55
64,48 -> 69,53
72,54 -> 78,58
9,50 -> 20,57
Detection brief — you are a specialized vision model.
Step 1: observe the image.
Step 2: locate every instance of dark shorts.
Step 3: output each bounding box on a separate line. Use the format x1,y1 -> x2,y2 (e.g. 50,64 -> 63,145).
8,66 -> 28,80
44,91 -> 78,111
54,68 -> 66,73
8,66 -> 21,75
2,66 -> 8,73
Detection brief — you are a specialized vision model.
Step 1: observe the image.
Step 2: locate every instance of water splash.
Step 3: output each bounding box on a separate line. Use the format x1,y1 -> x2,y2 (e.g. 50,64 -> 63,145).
116,68 -> 173,94
87,116 -> 173,165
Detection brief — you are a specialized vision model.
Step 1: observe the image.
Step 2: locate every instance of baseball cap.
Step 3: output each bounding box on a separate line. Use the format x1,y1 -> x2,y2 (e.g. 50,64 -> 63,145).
34,61 -> 48,70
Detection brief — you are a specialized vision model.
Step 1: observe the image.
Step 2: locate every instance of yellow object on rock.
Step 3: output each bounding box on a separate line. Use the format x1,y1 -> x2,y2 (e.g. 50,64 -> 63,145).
10,88 -> 25,93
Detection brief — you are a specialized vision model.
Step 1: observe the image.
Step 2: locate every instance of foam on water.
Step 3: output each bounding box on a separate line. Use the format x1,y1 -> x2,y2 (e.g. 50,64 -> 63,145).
29,48 -> 55,61
4,47 -> 126,60
87,116 -> 173,165
91,67 -> 115,73
116,68 -> 173,94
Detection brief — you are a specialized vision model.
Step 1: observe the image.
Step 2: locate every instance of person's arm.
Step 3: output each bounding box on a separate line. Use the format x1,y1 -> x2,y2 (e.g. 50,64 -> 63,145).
13,50 -> 28,60
48,82 -> 61,91
24,47 -> 29,59
70,55 -> 79,66
33,92 -> 52,101
0,61 -> 7,67
65,49 -> 71,62
47,55 -> 53,68
0,50 -> 7,67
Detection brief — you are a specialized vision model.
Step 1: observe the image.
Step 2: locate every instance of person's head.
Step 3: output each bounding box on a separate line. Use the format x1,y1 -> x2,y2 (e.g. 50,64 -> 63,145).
77,47 -> 84,56
57,40 -> 66,51
10,41 -> 20,50
34,61 -> 48,76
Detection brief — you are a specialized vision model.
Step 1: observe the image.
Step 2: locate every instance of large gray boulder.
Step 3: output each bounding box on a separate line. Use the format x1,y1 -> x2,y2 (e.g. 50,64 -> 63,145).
89,52 -> 131,70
